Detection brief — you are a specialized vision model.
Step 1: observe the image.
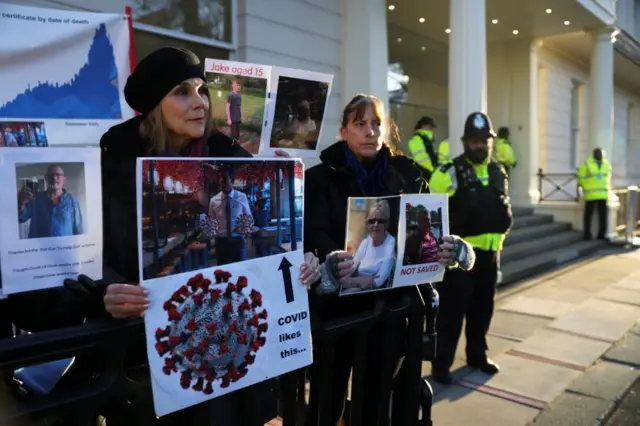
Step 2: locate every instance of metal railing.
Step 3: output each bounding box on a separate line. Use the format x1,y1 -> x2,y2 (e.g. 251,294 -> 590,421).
537,169 -> 580,203
0,289 -> 434,426
613,186 -> 640,242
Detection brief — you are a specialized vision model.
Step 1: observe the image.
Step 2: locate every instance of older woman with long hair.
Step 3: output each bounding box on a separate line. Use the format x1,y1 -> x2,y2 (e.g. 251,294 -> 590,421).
64,47 -> 321,426
303,93 -> 476,424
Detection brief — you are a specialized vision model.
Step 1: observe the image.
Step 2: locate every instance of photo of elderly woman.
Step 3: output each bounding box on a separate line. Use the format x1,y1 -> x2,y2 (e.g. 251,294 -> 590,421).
342,196 -> 400,295
403,202 -> 444,266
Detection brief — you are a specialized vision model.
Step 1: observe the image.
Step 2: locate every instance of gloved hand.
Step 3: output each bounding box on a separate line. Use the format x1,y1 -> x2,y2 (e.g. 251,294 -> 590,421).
63,274 -> 108,319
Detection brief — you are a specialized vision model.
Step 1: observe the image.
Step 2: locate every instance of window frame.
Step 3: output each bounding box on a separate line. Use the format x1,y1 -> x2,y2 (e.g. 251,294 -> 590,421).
131,0 -> 238,52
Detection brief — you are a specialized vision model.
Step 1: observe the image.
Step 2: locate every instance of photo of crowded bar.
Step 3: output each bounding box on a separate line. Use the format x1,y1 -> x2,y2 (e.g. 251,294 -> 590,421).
139,158 -> 304,280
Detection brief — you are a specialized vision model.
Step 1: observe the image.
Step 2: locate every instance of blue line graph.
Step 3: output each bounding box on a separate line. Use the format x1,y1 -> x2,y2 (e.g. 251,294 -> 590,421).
0,24 -> 122,120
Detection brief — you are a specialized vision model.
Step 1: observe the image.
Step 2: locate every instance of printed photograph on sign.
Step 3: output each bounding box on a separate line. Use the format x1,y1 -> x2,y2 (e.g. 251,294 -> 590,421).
138,158 -> 304,281
0,4 -> 134,146
204,59 -> 271,155
264,67 -> 333,157
1,121 -> 49,147
141,250 -> 312,416
0,147 -> 103,295
16,162 -> 87,240
342,196 -> 401,296
393,193 -> 449,288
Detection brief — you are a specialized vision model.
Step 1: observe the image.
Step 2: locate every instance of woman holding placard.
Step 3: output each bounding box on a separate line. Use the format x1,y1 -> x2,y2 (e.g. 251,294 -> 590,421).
64,47 -> 321,426
303,93 -> 475,424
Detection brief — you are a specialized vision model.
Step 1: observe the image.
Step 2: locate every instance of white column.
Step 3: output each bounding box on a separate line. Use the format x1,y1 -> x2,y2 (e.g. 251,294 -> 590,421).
342,0 -> 389,111
448,0 -> 488,158
588,28 -> 615,156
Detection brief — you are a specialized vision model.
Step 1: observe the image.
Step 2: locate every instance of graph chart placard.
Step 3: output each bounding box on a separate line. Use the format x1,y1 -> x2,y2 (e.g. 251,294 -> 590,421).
0,4 -> 134,147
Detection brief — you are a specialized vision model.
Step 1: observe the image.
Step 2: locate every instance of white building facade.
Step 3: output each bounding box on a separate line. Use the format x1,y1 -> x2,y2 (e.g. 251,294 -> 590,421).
9,0 -> 640,231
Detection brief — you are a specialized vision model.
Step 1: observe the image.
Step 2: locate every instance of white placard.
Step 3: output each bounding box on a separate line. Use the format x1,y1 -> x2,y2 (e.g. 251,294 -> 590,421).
136,157 -> 311,417
0,4 -> 134,147
341,194 -> 449,296
0,147 -> 103,294
204,59 -> 272,156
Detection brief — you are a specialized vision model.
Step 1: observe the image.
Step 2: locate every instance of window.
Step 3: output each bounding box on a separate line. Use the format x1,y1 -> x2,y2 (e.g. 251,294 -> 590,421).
131,0 -> 233,46
569,82 -> 580,170
133,30 -> 230,63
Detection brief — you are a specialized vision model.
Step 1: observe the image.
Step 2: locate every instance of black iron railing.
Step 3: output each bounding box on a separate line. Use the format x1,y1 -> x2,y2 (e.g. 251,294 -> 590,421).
537,169 -> 579,203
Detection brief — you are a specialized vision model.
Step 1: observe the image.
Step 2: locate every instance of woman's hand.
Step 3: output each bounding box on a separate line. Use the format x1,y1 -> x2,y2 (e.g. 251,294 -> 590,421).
299,252 -> 321,290
104,284 -> 150,319
334,252 -> 356,284
274,149 -> 291,158
436,235 -> 457,267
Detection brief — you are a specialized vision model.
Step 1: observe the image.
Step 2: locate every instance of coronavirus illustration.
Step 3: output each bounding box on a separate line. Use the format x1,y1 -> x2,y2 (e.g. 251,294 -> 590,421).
154,270 -> 268,395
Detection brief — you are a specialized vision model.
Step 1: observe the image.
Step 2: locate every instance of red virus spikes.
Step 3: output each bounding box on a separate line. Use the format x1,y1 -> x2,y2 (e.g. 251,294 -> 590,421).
155,327 -> 170,339
250,289 -> 263,308
157,271 -> 267,395
185,318 -> 197,332
236,276 -> 248,291
205,322 -> 218,334
224,282 -> 237,297
192,377 -> 204,392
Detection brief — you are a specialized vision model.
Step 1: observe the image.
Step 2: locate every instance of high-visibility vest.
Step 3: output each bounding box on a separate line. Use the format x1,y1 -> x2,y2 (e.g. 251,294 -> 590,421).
438,139 -> 450,164
576,157 -> 611,201
494,138 -> 516,167
408,129 -> 437,174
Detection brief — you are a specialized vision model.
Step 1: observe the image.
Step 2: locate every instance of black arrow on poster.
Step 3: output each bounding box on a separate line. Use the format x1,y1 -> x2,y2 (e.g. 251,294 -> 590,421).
279,257 -> 294,303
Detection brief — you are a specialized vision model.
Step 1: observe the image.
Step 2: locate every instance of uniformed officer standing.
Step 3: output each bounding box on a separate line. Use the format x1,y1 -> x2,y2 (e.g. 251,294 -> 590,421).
494,126 -> 516,174
577,147 -> 611,240
428,112 -> 513,385
438,138 -> 450,164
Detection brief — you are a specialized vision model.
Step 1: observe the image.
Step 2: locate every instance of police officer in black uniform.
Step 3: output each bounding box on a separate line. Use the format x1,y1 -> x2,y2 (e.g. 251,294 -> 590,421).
428,112 -> 513,385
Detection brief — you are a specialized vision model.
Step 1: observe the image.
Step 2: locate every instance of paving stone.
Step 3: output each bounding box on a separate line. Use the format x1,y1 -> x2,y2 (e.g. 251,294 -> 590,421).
514,329 -> 611,368
432,385 -> 540,426
518,283 -> 593,305
604,333 -> 640,367
464,353 -> 582,403
548,299 -> 640,343
567,360 -> 640,401
613,276 -> 640,292
489,311 -> 552,340
597,288 -> 640,306
530,392 -> 612,426
498,296 -> 576,319
456,333 -> 516,362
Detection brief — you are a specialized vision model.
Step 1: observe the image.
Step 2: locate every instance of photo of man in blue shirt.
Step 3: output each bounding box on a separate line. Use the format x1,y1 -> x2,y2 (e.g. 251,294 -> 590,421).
17,164 -> 84,239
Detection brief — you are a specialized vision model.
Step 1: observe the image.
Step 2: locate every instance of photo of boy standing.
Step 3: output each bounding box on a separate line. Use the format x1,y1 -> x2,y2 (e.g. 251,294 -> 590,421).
226,76 -> 242,140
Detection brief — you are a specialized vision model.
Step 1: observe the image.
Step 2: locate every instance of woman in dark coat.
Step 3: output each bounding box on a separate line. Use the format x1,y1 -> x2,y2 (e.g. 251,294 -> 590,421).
303,94 -> 475,425
67,47 -> 321,426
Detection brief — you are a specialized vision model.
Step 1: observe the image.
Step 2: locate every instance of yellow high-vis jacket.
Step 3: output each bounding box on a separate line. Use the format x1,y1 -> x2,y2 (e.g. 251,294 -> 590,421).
576,157 -> 611,201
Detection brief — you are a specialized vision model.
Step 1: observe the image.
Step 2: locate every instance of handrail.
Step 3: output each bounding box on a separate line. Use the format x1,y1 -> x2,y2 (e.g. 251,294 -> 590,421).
537,168 -> 579,203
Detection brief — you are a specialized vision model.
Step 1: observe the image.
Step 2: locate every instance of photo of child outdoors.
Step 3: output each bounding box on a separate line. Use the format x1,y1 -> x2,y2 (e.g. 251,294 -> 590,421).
206,73 -> 267,155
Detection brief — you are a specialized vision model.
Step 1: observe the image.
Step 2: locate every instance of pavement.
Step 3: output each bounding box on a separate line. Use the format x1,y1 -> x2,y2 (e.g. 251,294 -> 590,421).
427,246 -> 640,426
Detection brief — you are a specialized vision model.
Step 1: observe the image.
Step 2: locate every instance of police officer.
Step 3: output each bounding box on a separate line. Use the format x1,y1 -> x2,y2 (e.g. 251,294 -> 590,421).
494,127 -> 516,174
428,112 -> 513,385
408,116 -> 439,180
577,147 -> 611,240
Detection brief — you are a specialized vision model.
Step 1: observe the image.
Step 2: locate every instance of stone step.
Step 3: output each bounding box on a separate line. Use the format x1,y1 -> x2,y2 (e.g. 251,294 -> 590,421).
512,206 -> 534,217
512,214 -> 554,230
500,239 -> 607,285
502,230 -> 584,263
504,222 -> 573,247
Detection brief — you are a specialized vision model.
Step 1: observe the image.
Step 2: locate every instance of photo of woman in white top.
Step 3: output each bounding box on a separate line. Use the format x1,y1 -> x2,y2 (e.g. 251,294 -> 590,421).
341,199 -> 397,295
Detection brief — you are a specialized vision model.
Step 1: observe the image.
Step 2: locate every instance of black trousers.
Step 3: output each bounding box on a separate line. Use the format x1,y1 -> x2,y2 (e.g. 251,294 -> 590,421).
432,250 -> 499,372
230,121 -> 241,139
584,199 -> 607,239
305,319 -> 407,426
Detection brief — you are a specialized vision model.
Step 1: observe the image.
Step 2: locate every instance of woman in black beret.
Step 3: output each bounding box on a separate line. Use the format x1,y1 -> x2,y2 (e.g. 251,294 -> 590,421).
65,47 -> 321,425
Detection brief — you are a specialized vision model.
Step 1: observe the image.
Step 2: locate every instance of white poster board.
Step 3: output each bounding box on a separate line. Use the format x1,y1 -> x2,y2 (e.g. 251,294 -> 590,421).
341,194 -> 449,296
0,4 -> 134,147
0,147 -> 103,295
136,157 -> 312,417
204,58 -> 333,158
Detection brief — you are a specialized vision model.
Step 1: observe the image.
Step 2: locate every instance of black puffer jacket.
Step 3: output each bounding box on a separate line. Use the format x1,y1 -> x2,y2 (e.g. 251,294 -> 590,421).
100,116 -> 251,284
303,141 -> 428,321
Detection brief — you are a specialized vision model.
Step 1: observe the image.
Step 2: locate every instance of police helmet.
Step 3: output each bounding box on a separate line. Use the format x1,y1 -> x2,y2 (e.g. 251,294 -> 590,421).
461,112 -> 496,140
